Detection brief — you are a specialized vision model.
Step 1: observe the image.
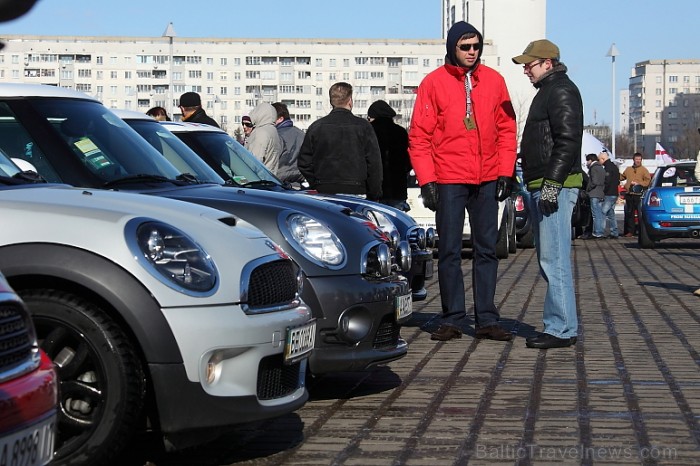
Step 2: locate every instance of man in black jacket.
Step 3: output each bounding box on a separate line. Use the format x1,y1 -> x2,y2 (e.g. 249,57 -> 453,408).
599,150 -> 620,238
513,39 -> 583,349
179,92 -> 219,128
297,82 -> 382,200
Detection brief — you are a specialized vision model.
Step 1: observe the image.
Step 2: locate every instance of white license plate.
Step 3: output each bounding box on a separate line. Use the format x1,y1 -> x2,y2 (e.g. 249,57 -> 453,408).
0,414 -> 55,466
284,320 -> 316,364
395,293 -> 413,322
679,196 -> 700,204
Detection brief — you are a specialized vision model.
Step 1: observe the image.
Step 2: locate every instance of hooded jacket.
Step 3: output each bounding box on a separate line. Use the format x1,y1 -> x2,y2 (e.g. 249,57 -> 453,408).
246,102 -> 283,175
408,21 -> 517,187
368,100 -> 411,201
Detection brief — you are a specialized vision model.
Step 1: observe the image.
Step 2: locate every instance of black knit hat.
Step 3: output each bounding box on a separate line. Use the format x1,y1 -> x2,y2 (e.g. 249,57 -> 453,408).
179,92 -> 201,107
367,100 -> 397,118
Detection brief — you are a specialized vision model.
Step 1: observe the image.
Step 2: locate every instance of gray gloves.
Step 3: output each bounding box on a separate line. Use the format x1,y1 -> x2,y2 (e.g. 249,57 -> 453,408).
539,180 -> 562,215
420,182 -> 439,211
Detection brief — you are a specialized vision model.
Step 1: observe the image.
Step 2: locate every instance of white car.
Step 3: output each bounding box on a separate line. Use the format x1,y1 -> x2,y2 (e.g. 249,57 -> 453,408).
0,165 -> 313,464
406,174 -> 516,258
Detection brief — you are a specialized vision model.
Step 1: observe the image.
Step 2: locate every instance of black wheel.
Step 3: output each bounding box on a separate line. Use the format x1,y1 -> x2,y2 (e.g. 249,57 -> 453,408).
496,212 -> 509,259
22,289 -> 146,466
518,228 -> 535,248
507,204 -> 517,254
638,219 -> 656,249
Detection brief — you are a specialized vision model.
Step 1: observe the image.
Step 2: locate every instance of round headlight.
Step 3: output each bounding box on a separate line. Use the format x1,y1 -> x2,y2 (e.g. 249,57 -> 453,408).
131,220 -> 217,293
364,209 -> 399,246
286,213 -> 346,268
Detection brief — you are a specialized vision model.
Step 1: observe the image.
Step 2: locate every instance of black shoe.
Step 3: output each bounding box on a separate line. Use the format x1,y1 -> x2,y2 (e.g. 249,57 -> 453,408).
526,333 -> 577,349
475,324 -> 513,341
430,324 -> 463,341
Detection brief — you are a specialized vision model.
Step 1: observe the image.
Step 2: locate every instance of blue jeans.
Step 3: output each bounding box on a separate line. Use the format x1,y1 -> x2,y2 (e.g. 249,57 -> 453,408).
524,187 -> 579,339
602,195 -> 619,237
589,197 -> 605,237
435,182 -> 500,328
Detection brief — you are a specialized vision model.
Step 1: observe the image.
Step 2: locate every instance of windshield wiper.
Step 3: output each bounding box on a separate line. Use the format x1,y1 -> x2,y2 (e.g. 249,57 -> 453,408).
0,171 -> 47,185
240,180 -> 279,188
102,174 -> 172,189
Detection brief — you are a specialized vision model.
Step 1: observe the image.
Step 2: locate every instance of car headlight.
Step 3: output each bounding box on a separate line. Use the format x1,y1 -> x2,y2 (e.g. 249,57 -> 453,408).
364,209 -> 400,248
285,213 -> 346,269
127,219 -> 218,295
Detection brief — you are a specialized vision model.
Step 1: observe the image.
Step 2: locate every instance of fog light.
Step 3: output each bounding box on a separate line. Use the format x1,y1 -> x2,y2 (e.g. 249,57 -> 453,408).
395,240 -> 412,272
338,309 -> 373,344
206,355 -> 222,385
425,228 -> 437,248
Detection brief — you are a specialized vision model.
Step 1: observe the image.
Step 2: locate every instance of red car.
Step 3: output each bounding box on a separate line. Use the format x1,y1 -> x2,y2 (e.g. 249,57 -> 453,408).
0,272 -> 57,466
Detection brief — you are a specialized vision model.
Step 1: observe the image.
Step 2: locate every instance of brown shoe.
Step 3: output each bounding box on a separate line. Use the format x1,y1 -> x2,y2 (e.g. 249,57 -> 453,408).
430,324 -> 463,341
623,233 -> 633,237
475,325 -> 513,341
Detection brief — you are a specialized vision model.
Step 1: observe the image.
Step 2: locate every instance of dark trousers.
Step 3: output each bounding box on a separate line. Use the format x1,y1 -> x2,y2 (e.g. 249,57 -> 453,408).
436,182 -> 500,328
623,195 -> 641,235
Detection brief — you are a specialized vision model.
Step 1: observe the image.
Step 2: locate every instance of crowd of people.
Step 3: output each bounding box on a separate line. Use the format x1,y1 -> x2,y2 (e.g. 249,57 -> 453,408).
142,23 -> 698,350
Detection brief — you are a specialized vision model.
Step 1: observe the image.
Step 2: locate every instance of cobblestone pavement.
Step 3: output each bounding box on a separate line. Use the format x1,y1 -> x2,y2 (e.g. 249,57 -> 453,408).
124,236 -> 700,466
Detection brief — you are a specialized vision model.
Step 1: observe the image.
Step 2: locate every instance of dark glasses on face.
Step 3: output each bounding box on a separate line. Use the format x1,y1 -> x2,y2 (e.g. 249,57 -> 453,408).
242,122 -> 253,128
457,43 -> 481,52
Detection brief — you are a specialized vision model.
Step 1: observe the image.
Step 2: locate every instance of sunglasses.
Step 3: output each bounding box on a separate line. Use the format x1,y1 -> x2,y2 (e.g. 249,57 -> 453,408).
242,122 -> 253,128
457,43 -> 481,52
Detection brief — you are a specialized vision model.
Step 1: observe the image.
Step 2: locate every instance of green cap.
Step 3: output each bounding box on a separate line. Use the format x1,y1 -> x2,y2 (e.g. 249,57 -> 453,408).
512,39 -> 560,64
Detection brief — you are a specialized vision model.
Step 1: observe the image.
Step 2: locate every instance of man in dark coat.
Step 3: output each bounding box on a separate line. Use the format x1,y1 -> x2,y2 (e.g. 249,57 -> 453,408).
367,100 -> 411,211
179,92 -> 219,128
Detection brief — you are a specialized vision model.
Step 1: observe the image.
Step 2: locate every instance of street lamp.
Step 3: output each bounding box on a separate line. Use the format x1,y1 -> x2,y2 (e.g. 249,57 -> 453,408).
162,22 -> 176,118
606,43 -> 619,157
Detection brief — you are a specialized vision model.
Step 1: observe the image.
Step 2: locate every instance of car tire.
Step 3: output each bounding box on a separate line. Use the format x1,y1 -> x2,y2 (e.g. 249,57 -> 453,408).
518,228 -> 535,248
496,213 -> 509,259
21,289 -> 146,466
638,219 -> 656,249
507,203 -> 517,254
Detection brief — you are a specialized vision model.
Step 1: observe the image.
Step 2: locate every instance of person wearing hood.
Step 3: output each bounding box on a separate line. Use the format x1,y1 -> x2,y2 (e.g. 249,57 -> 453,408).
179,92 -> 219,128
245,102 -> 283,176
408,21 -> 517,343
513,39 -> 584,349
367,100 -> 411,211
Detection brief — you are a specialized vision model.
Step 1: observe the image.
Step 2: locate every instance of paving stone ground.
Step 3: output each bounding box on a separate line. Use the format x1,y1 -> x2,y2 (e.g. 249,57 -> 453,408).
123,235 -> 700,466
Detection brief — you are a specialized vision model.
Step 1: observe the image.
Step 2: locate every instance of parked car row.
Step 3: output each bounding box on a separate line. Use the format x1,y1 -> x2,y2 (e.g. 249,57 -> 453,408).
0,83 -> 435,465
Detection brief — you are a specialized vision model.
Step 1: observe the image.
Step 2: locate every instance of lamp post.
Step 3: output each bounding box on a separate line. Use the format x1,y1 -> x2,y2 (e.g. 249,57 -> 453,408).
606,43 -> 619,157
162,22 -> 176,118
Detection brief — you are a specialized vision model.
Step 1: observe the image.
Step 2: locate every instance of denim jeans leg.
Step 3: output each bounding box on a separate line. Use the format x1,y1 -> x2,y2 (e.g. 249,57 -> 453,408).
603,195 -> 618,236
526,187 -> 579,339
589,197 -> 605,237
435,184 -> 468,326
466,180 -> 499,327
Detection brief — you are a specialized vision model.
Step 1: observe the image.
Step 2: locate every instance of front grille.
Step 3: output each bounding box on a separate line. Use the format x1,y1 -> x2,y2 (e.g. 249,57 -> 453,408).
247,259 -> 298,309
373,315 -> 400,349
257,355 -> 301,400
0,302 -> 34,374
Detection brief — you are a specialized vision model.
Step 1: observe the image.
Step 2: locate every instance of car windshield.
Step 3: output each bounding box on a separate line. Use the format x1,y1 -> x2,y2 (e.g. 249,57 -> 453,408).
655,164 -> 699,187
125,119 -> 225,185
175,130 -> 282,187
0,99 -> 184,185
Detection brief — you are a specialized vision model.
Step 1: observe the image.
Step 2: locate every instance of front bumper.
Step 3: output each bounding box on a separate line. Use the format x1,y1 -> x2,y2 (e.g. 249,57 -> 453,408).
152,304 -> 312,433
302,273 -> 411,374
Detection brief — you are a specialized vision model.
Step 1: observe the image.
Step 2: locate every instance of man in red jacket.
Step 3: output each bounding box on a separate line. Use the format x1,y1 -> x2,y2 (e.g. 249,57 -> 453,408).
409,21 -> 517,342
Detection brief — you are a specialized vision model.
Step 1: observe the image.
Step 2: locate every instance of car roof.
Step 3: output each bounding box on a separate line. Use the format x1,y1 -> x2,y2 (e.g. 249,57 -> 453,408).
160,120 -> 227,134
111,108 -> 157,121
0,82 -> 98,100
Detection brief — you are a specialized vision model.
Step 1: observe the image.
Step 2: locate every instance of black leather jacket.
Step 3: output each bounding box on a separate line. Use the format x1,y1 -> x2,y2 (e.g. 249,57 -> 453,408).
520,63 -> 583,187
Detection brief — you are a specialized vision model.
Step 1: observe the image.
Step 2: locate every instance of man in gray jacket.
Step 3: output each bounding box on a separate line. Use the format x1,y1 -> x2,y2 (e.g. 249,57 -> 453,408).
585,153 -> 606,239
272,102 -> 305,185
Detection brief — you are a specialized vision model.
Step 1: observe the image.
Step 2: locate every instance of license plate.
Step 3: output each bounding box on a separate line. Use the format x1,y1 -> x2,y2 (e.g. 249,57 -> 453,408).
395,293 -> 413,322
284,320 -> 316,364
679,196 -> 700,205
0,414 -> 55,466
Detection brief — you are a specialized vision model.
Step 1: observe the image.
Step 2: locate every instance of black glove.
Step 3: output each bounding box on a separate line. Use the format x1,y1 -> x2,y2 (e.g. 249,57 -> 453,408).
420,182 -> 439,211
539,179 -> 562,215
495,176 -> 513,202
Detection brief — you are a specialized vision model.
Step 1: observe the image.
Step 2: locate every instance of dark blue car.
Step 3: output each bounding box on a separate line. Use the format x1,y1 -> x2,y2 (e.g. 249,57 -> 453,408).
638,161 -> 700,248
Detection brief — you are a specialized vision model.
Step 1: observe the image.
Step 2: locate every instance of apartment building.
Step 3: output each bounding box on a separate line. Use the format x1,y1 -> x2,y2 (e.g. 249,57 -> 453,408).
0,34 -> 448,132
626,59 -> 700,158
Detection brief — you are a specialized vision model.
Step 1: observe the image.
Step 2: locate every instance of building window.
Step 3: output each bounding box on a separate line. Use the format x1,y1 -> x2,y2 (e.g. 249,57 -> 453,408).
220,87 -> 227,95
189,70 -> 202,79
246,56 -> 261,65
330,58 -> 336,67
423,59 -> 430,67
315,58 -> 323,67
206,72 -> 214,80
234,58 -> 241,66
221,57 -> 227,66
669,75 -> 677,83
206,58 -> 213,65
124,71 -> 131,79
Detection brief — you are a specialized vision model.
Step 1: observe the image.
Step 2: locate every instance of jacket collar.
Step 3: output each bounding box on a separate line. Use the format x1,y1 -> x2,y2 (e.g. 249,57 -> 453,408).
444,61 -> 482,81
534,62 -> 568,88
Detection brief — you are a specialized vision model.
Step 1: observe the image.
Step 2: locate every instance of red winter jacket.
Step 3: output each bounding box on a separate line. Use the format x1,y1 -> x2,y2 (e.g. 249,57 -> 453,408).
408,62 -> 517,186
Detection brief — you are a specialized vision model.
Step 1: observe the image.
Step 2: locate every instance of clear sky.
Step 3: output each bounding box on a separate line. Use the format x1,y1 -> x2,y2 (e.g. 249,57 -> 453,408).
0,0 -> 697,126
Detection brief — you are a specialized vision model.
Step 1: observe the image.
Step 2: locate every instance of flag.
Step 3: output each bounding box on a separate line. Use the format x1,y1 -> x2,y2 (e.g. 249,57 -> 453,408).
655,143 -> 676,164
